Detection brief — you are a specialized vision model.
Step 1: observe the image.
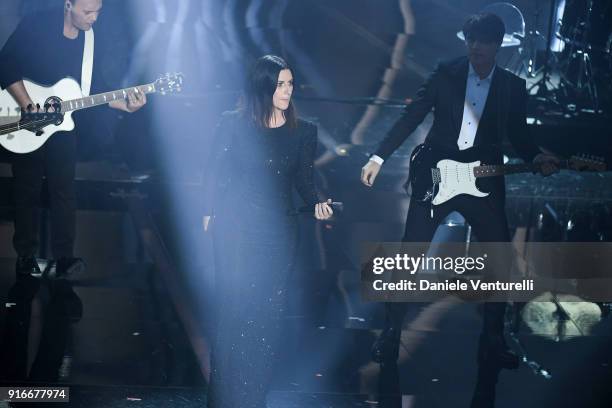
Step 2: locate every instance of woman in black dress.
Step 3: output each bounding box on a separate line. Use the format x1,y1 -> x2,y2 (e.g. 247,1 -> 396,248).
202,55 -> 333,408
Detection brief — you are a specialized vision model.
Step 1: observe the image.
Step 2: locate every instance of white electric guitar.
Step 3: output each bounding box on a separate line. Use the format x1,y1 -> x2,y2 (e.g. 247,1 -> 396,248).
0,73 -> 183,153
409,144 -> 607,206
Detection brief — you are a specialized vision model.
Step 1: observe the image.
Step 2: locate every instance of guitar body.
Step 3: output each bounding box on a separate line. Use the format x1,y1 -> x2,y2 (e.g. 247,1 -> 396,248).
0,78 -> 81,153
409,144 -> 499,206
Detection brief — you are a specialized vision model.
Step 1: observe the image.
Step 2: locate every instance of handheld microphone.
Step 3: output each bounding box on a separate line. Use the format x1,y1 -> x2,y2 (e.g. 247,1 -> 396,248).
296,201 -> 343,214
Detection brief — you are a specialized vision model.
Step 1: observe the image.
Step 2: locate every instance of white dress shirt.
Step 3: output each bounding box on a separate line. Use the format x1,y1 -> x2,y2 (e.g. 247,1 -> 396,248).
456,63 -> 495,150
369,63 -> 496,164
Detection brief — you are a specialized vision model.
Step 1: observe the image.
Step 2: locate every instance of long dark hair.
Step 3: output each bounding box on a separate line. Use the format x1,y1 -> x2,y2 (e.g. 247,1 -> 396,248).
239,55 -> 297,129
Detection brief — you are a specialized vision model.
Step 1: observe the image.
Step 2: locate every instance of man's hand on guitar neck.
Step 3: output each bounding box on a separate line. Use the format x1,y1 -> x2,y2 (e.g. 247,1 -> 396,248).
109,87 -> 147,113
533,153 -> 560,176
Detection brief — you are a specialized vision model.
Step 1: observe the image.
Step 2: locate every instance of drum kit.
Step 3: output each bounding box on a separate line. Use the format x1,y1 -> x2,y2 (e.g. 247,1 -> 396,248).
459,1 -> 612,114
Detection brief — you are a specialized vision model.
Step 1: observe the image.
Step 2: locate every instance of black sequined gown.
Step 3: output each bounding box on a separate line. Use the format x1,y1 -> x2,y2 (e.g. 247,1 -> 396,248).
203,111 -> 319,408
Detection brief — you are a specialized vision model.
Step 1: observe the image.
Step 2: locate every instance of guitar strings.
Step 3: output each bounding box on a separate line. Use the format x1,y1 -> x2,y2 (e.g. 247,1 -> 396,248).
1,118 -> 57,132
0,117 -> 60,134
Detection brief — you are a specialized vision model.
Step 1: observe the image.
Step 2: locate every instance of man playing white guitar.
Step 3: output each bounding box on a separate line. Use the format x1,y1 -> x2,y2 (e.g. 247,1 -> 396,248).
0,0 -> 146,278
360,13 -> 560,376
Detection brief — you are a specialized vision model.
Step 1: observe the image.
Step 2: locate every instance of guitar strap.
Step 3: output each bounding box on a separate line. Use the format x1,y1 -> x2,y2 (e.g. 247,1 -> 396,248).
81,28 -> 94,96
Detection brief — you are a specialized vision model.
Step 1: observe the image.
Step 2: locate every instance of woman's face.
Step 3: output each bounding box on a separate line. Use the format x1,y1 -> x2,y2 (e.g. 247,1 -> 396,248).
272,69 -> 293,112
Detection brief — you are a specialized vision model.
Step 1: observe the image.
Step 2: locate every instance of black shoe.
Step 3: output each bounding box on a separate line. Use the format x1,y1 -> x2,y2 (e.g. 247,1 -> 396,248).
478,334 -> 520,370
50,257 -> 86,280
15,256 -> 42,277
371,327 -> 401,364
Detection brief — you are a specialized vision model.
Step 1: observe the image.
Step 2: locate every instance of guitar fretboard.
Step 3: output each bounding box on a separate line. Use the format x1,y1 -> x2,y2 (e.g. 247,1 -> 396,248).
60,83 -> 156,112
474,161 -> 569,178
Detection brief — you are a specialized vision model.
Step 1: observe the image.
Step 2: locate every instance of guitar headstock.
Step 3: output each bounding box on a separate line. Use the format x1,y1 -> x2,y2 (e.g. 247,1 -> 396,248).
154,73 -> 183,95
568,154 -> 607,172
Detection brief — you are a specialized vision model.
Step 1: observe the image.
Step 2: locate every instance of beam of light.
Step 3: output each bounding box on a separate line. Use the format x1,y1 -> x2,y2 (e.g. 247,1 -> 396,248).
123,0 -> 166,85
165,0 -> 191,73
221,0 -> 247,61
246,0 -> 274,54
152,0 -> 167,23
122,24 -> 162,86
127,0 -> 217,381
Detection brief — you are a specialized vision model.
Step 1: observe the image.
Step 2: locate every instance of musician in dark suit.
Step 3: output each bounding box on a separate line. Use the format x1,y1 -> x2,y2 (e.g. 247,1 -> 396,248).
361,13 -> 559,368
0,0 -> 146,278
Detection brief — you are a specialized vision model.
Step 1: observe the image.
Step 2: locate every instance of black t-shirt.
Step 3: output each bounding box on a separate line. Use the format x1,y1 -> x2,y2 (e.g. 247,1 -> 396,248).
0,8 -> 108,93
0,8 -> 116,154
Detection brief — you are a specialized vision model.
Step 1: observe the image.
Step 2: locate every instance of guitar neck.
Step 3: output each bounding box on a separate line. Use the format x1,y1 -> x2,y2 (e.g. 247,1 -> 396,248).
0,117 -> 21,133
0,114 -> 60,136
60,83 -> 156,113
474,161 -> 569,178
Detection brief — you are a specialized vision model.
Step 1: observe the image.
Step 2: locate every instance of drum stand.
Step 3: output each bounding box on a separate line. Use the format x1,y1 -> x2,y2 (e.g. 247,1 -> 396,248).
556,0 -> 601,112
527,0 -> 559,101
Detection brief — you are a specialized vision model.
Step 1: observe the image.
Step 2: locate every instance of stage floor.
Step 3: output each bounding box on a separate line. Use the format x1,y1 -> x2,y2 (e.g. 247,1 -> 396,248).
1,257 -> 611,407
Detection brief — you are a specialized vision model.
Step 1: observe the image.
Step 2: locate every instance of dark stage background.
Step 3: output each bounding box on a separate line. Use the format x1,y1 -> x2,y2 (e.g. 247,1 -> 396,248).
0,1 -> 611,407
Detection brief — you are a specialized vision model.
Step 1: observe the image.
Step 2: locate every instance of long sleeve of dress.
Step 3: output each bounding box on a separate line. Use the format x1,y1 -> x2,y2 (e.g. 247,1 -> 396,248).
294,123 -> 320,207
201,113 -> 234,215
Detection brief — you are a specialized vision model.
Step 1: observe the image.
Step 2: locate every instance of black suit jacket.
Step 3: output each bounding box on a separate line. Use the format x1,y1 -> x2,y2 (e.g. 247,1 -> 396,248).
375,56 -> 540,164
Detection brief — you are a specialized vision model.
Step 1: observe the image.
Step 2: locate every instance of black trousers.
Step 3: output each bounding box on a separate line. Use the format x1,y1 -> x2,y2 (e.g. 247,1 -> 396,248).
12,132 -> 76,259
385,193 -> 511,336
